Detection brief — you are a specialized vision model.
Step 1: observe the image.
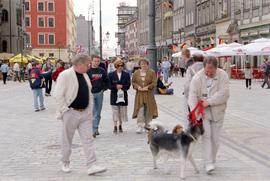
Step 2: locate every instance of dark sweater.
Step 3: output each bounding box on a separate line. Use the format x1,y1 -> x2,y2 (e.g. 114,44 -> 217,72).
69,72 -> 89,109
87,67 -> 108,93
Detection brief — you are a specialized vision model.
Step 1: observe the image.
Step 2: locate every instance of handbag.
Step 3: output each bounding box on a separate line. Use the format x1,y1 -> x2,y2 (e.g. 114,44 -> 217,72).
116,89 -> 125,103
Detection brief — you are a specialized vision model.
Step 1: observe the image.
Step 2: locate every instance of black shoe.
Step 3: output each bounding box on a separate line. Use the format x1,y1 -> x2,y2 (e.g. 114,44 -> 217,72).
113,126 -> 117,133
267,87 -> 270,89
35,109 -> 40,112
119,125 -> 123,133
95,130 -> 100,135
93,132 -> 96,138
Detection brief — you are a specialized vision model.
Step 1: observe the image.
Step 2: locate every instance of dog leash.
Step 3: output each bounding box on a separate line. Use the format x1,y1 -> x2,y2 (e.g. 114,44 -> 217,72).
188,100 -> 205,125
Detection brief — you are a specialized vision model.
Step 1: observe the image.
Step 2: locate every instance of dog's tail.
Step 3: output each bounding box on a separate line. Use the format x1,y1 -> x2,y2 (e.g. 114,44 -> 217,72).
146,121 -> 166,133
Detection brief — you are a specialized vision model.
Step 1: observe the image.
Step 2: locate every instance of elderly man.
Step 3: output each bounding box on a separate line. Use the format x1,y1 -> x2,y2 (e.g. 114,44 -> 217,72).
54,54 -> 107,175
188,56 -> 230,174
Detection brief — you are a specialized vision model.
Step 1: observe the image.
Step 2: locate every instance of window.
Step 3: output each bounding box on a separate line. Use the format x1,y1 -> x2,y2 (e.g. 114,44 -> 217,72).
48,17 -> 55,27
25,16 -> 30,27
38,17 -> 45,27
48,34 -> 55,45
38,34 -> 45,45
26,33 -> 31,44
39,53 -> 45,57
2,40 -> 8,52
38,2 -> 44,11
1,9 -> 8,22
253,0 -> 260,7
244,0 -> 251,9
16,9 -> 22,26
48,2 -> 54,12
25,1 -> 30,11
49,53 -> 54,57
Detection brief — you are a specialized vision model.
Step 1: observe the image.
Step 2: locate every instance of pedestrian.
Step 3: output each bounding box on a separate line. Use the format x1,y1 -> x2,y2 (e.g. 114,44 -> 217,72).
108,59 -> 131,133
161,57 -> 171,83
107,58 -> 116,74
132,58 -> 158,133
223,58 -> 231,78
182,49 -> 194,69
52,61 -> 65,82
125,59 -> 135,77
13,62 -> 21,82
179,58 -> 186,77
29,60 -> 49,112
183,54 -> 204,129
26,61 -> 32,75
244,63 -> 252,89
87,55 -> 109,138
0,61 -> 9,84
54,54 -> 107,175
188,56 -> 230,174
261,56 -> 270,89
157,60 -> 162,77
20,65 -> 26,82
42,59 -> 53,96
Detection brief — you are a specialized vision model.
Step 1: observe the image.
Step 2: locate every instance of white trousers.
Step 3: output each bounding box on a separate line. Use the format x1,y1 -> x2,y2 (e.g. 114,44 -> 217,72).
202,119 -> 224,165
111,105 -> 128,124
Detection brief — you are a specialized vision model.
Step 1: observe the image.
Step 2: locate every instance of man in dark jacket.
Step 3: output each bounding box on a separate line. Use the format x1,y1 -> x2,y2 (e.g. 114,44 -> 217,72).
108,59 -> 131,133
87,55 -> 109,137
29,60 -> 50,112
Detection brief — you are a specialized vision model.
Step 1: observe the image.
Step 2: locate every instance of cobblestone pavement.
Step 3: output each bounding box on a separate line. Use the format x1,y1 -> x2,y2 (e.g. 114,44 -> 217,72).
0,76 -> 270,181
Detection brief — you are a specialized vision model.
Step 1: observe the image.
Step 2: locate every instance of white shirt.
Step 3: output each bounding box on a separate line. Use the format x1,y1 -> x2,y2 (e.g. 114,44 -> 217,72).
13,63 -> 20,72
117,72 -> 122,80
206,76 -> 214,98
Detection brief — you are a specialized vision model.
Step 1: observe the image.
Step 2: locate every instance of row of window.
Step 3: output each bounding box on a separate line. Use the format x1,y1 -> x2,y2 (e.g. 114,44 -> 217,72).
26,33 -> 55,45
25,16 -> 55,28
25,1 -> 55,12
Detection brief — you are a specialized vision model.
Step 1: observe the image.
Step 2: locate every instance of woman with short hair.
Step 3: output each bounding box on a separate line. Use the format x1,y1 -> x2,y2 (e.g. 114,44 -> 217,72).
132,58 -> 158,133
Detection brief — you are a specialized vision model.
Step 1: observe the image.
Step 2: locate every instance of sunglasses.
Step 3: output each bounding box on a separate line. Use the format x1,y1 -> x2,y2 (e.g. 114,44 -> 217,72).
117,64 -> 124,67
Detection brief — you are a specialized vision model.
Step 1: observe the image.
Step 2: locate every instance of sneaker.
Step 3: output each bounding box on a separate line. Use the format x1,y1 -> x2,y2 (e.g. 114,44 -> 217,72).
113,126 -> 117,133
136,126 -> 143,134
119,125 -> 123,133
35,109 -> 40,112
40,107 -> 46,111
205,164 -> 215,174
87,164 -> 107,175
95,130 -> 100,135
61,163 -> 71,173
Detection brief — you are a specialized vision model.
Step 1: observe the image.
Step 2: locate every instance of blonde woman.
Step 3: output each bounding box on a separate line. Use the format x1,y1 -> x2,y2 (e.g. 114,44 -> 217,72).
132,58 -> 158,133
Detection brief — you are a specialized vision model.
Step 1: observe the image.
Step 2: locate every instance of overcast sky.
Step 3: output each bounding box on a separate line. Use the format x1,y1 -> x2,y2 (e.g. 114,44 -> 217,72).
74,0 -> 137,48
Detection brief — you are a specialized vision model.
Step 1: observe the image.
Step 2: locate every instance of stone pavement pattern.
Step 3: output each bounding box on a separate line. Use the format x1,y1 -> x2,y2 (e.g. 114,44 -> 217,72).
0,77 -> 270,181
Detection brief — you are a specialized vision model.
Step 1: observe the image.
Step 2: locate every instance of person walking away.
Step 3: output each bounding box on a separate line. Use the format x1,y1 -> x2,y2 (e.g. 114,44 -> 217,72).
87,55 -> 109,138
108,59 -> 131,133
125,59 -> 135,77
13,62 -> 21,82
29,60 -> 50,112
182,54 -> 204,129
54,54 -> 107,175
42,59 -> 53,96
0,62 -> 9,84
244,63 -> 252,89
161,57 -> 171,83
132,58 -> 158,133
261,56 -> 270,89
188,56 -> 230,174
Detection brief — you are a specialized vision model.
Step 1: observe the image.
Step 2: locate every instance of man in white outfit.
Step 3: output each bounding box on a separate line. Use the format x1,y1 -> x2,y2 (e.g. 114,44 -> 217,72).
188,56 -> 229,174
54,54 -> 107,175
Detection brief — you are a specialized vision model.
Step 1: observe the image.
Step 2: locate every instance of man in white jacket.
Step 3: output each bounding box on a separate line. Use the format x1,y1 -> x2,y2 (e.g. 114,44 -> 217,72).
188,56 -> 229,174
54,54 -> 107,175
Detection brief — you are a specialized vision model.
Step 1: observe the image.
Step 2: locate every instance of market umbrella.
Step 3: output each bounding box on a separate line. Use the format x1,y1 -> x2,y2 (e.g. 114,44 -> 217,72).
206,43 -> 243,56
26,55 -> 44,64
233,41 -> 270,56
9,54 -> 28,64
0,53 -> 14,60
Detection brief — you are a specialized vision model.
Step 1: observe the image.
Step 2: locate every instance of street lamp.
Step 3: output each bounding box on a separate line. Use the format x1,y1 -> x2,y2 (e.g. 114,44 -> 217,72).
99,0 -> 103,60
88,2 -> 94,55
105,31 -> 110,48
148,0 -> 157,72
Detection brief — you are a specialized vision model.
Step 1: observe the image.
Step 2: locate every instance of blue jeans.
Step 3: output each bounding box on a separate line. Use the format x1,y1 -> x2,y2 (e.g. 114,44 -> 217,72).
162,68 -> 170,83
32,89 -> 44,110
92,91 -> 104,132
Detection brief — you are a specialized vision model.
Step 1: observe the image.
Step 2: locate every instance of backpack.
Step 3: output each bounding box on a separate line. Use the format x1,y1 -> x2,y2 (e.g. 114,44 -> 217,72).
29,68 -> 45,89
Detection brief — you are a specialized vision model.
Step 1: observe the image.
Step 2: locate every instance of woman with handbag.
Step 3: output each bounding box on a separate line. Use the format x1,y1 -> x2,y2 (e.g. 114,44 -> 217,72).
132,58 -> 158,133
108,59 -> 131,133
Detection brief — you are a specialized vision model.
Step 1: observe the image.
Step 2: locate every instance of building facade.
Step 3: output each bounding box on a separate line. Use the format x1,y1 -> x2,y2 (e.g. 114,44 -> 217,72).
137,0 -> 149,55
76,14 -> 95,55
0,0 -> 25,54
25,0 -> 77,62
116,2 -> 137,56
184,0 -> 196,47
124,13 -> 138,55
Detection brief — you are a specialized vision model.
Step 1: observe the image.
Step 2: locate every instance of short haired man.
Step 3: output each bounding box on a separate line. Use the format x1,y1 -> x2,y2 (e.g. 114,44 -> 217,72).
87,55 -> 109,138
54,54 -> 107,175
0,62 -> 9,84
188,56 -> 230,174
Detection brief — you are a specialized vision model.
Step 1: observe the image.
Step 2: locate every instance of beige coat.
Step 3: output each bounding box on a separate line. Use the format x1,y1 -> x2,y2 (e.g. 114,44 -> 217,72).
53,67 -> 92,120
132,69 -> 158,119
188,68 -> 229,121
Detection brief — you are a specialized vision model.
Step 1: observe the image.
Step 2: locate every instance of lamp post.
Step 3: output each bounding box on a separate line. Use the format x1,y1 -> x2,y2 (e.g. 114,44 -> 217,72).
148,0 -> 157,72
88,2 -> 94,55
99,0 -> 102,60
